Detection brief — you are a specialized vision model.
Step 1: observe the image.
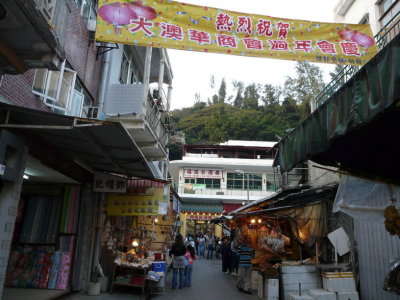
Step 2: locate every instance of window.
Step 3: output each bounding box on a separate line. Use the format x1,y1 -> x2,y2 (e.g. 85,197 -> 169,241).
227,173 -> 262,190
184,178 -> 221,189
266,174 -> 278,191
119,46 -> 143,84
74,0 -> 97,26
33,61 -> 78,114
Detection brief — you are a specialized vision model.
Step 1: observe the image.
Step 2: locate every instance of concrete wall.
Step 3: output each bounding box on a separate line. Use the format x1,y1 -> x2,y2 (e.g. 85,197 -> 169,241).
0,148 -> 27,299
334,0 -> 381,35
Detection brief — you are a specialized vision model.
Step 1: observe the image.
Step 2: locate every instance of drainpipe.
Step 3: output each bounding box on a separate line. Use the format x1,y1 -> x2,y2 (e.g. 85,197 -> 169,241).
98,43 -> 112,110
91,193 -> 105,282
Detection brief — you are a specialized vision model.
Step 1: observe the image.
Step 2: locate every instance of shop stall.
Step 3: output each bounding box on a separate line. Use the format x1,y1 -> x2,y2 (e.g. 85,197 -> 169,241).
98,179 -> 179,296
4,184 -> 81,298
229,184 -> 359,300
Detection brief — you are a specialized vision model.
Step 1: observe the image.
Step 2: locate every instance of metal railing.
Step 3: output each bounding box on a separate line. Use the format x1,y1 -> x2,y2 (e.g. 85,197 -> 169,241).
173,183 -> 278,197
315,10 -> 400,108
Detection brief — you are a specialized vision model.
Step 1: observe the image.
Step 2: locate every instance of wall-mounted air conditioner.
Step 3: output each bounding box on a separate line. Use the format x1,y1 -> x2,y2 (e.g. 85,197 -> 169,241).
85,106 -> 106,121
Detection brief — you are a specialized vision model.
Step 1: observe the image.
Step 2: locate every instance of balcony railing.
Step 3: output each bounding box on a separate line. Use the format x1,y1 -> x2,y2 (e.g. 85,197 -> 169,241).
315,10 -> 400,108
174,183 -> 278,197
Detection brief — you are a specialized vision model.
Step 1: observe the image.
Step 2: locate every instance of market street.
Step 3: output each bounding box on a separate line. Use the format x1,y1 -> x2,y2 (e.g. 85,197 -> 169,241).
59,257 -> 257,300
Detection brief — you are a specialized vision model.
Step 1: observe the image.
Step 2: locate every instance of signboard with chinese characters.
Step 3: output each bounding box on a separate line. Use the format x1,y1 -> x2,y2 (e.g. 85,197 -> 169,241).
95,0 -> 378,66
186,214 -> 217,220
93,172 -> 127,193
184,168 -> 222,179
106,187 -> 164,216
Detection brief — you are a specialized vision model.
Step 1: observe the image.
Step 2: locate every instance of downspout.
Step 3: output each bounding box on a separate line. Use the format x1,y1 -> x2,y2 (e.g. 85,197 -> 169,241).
142,47 -> 153,110
98,43 -> 112,110
91,193 -> 105,282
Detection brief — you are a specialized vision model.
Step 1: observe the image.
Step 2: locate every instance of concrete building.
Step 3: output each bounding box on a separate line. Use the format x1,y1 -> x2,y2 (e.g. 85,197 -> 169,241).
169,140 -> 283,236
0,1 -> 174,299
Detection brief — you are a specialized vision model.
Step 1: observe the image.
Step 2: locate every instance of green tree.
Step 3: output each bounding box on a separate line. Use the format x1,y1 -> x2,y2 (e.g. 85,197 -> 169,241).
283,62 -> 325,119
218,78 -> 227,103
243,83 -> 260,110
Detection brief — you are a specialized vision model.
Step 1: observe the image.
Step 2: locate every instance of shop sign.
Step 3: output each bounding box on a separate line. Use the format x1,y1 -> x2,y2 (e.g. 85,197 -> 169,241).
184,168 -> 222,179
106,187 -> 165,215
93,172 -> 127,193
95,0 -> 378,66
186,214 -> 215,220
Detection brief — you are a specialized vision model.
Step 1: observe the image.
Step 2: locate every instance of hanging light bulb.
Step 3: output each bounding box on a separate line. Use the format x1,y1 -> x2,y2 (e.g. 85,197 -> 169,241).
258,219 -> 262,223
132,240 -> 139,247
154,218 -> 159,223
250,219 -> 256,224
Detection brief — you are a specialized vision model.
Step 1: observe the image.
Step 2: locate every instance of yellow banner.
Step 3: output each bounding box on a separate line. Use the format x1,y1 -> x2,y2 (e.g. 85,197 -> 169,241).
106,187 -> 165,216
95,0 -> 378,66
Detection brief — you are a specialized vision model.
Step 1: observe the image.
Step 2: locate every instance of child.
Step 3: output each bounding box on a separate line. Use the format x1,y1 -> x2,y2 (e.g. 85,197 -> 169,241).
184,244 -> 197,287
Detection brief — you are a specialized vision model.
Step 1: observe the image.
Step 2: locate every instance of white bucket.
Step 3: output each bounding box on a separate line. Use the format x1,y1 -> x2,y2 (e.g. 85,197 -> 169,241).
88,282 -> 101,296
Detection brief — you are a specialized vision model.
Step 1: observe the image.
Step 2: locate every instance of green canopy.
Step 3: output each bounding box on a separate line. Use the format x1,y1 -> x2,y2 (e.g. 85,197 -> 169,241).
277,33 -> 400,183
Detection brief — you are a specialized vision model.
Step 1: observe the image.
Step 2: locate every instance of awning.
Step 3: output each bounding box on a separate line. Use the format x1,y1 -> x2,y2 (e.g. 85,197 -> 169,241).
276,33 -> 400,183
0,103 -> 155,179
181,202 -> 223,213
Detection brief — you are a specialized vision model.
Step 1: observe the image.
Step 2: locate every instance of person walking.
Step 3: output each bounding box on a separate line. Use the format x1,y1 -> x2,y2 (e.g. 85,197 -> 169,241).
197,233 -> 205,258
205,232 -> 215,259
230,238 -> 239,276
170,234 -> 187,289
184,244 -> 197,287
220,237 -> 232,274
236,237 -> 253,294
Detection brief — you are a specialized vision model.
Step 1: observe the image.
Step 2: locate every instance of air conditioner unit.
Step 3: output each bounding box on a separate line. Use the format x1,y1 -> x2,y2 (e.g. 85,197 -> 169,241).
216,191 -> 224,195
87,19 -> 97,32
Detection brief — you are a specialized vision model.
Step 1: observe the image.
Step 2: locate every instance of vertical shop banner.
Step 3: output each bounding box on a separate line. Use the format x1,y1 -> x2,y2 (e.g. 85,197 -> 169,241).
95,0 -> 378,66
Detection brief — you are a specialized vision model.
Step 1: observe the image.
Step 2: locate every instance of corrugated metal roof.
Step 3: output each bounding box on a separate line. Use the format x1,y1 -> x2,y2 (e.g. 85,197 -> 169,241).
181,202 -> 223,213
219,140 -> 277,147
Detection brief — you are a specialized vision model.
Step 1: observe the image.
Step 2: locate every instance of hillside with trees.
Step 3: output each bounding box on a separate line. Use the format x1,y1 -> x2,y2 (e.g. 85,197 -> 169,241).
168,62 -> 331,159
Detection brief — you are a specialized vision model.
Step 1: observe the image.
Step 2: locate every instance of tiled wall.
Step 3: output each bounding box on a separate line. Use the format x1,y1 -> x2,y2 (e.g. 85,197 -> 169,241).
0,148 -> 27,298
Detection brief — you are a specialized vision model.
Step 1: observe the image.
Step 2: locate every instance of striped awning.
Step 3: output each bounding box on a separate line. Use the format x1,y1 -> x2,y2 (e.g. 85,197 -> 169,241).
181,203 -> 223,213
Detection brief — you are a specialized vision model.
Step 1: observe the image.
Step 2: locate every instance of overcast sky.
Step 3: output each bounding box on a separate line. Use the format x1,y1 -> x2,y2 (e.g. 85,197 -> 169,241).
167,0 -> 339,109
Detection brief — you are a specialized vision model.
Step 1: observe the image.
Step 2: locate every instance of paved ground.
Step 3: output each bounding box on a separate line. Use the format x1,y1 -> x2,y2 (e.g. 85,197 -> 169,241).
59,257 -> 257,300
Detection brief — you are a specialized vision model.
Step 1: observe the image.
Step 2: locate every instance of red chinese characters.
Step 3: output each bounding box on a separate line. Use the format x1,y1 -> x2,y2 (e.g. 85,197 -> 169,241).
268,40 -> 289,51
276,21 -> 290,39
256,19 -> 273,37
340,42 -> 361,56
242,38 -> 263,50
236,16 -> 252,34
160,23 -> 184,40
188,29 -> 211,44
293,40 -> 313,52
215,12 -> 234,32
128,17 -> 154,36
217,34 -> 237,47
317,40 -> 337,54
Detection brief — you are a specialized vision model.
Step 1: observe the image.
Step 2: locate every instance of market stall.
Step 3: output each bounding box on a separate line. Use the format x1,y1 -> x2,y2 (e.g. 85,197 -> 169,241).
98,180 -> 179,296
229,184 -> 359,300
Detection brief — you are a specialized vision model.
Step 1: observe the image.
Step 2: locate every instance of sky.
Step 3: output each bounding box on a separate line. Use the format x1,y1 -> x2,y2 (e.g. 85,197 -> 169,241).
167,0 -> 339,109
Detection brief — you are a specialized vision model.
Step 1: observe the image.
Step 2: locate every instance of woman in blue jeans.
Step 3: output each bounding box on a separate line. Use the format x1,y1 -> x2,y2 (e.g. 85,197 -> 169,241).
197,234 -> 205,258
170,234 -> 187,289
184,245 -> 197,287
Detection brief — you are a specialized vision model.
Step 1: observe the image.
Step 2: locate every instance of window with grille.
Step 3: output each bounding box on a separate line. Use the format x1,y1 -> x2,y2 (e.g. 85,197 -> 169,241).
32,61 -> 84,116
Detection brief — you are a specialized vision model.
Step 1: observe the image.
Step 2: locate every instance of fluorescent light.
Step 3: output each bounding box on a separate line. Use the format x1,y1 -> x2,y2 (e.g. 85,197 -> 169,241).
23,174 -> 29,180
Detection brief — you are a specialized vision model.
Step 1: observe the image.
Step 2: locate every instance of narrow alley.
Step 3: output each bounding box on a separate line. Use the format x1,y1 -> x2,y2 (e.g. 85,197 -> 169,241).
60,258 -> 257,300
